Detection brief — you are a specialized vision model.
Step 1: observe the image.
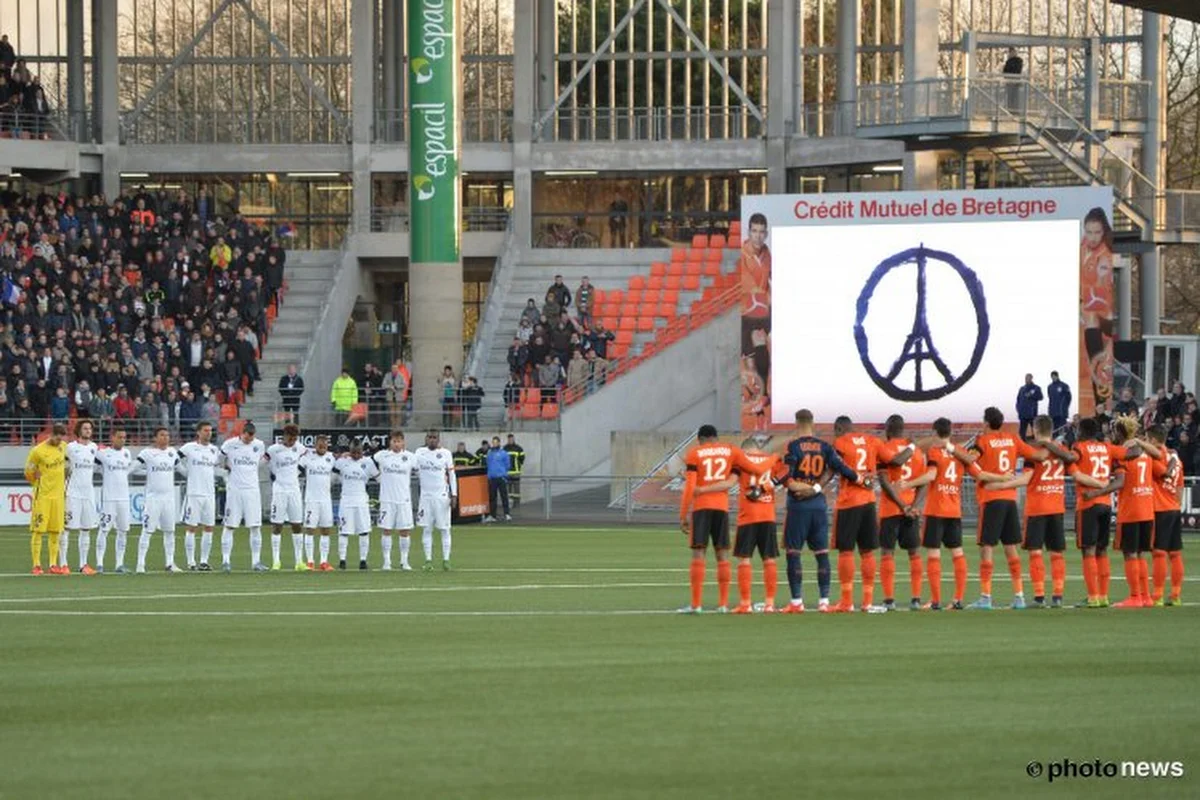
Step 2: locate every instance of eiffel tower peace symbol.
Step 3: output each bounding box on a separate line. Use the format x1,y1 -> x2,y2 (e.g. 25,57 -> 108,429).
853,244 -> 990,402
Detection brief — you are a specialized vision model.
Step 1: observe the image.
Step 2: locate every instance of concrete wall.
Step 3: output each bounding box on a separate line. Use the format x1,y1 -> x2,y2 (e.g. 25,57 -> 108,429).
301,246 -> 363,418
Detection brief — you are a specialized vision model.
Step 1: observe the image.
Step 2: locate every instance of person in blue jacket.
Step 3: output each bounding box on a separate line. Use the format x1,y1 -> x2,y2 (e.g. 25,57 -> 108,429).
1016,373 -> 1043,440
1047,371 -> 1072,433
484,437 -> 512,523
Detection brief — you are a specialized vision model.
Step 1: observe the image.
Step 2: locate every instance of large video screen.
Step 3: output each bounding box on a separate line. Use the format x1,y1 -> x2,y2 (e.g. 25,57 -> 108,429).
738,187 -> 1114,427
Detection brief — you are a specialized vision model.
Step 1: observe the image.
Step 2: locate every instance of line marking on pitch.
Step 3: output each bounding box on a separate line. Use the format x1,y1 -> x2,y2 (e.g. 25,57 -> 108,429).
0,609 -> 679,617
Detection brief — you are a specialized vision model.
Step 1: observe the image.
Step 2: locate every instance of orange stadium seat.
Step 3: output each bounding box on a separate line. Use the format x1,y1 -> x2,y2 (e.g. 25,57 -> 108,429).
657,302 -> 676,318
702,261 -> 720,277
691,234 -> 707,248
522,400 -> 541,419
729,220 -> 741,239
636,316 -> 654,333
629,275 -> 646,290
608,289 -> 624,305
686,247 -> 705,263
710,233 -> 726,249
650,261 -> 668,277
665,276 -> 682,291
647,275 -> 664,290
610,343 -> 628,359
620,301 -> 638,317
615,329 -> 634,346
683,274 -> 701,291
704,248 -> 722,264
593,288 -> 605,303
683,261 -> 701,276
667,262 -> 685,277
220,403 -> 238,420
542,403 -> 559,419
618,316 -> 636,331
670,248 -> 686,263
662,288 -> 680,305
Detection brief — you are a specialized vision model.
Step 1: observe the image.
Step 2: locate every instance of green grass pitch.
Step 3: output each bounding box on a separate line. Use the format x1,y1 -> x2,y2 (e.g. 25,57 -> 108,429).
1,525 -> 1198,799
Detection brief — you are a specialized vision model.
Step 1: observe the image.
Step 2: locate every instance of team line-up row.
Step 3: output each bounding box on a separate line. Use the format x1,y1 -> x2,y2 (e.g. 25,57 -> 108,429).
676,408 -> 1186,614
24,422 -> 460,575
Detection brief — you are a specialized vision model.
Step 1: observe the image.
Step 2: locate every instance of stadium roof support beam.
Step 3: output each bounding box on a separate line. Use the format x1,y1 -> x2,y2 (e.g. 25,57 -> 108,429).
126,0 -> 238,123
653,0 -> 763,122
533,0 -> 648,139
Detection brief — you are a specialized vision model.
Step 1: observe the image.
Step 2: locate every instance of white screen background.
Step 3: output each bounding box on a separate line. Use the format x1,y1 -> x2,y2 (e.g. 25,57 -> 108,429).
769,219 -> 1079,424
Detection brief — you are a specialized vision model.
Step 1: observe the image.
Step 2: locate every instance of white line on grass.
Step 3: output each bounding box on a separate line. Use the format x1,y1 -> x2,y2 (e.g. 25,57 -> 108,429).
0,609 -> 678,617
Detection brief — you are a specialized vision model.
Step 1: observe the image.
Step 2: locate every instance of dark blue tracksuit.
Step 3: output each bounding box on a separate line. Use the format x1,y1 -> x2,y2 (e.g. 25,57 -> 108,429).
781,435 -> 857,552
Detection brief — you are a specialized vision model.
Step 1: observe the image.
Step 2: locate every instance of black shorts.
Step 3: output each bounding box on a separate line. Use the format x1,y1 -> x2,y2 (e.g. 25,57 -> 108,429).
1116,520 -> 1154,555
734,522 -> 780,559
1023,514 -> 1066,552
690,509 -> 730,550
1076,505 -> 1112,551
978,500 -> 1021,546
922,516 -> 963,550
880,515 -> 920,552
1153,511 -> 1183,552
834,504 -> 879,552
783,506 -> 828,552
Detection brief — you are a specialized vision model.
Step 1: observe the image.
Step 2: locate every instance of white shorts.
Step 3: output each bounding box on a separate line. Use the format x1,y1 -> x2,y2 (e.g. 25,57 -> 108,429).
182,495 -> 217,528
270,489 -> 304,525
304,498 -> 334,530
378,500 -> 414,531
418,494 -> 452,531
100,501 -> 130,534
143,493 -> 177,534
66,496 -> 98,530
224,488 -> 263,528
338,503 -> 372,536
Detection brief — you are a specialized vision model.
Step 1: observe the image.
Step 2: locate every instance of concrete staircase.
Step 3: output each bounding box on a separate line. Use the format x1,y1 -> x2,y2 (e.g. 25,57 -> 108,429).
238,251 -> 342,427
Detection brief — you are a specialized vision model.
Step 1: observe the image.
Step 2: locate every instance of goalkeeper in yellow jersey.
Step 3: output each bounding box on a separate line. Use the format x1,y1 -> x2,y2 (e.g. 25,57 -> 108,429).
25,423 -> 68,575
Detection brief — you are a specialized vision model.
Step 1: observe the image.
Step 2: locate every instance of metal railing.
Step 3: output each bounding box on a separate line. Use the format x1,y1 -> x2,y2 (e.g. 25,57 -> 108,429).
119,110 -> 352,145
794,102 -> 857,137
536,106 -> 766,143
359,206 -> 510,234
372,108 -> 513,143
531,211 -> 738,249
266,400 -> 556,433
0,109 -> 71,140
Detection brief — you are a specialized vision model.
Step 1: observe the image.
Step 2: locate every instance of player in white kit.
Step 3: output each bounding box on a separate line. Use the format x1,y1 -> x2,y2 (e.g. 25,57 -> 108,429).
134,426 -> 183,573
333,441 -> 378,570
301,435 -> 337,570
95,427 -> 134,573
415,430 -> 458,571
179,421 -> 222,571
267,424 -> 308,571
220,421 -> 267,572
65,420 -> 100,574
373,430 -> 416,570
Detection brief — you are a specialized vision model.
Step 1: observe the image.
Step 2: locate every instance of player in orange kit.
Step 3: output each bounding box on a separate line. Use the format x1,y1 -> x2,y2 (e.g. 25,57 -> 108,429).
1146,425 -> 1184,606
877,415 -> 928,611
1083,417 -> 1163,608
1067,417 -> 1118,607
958,407 -> 1044,610
678,424 -> 741,614
728,440 -> 787,614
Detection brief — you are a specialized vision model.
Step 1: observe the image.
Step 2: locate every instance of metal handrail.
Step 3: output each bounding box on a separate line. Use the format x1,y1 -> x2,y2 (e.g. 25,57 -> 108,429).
536,105 -> 767,142
464,219 -> 517,381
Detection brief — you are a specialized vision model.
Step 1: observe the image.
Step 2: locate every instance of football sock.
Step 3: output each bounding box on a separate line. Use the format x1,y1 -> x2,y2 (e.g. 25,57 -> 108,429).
291,533 -> 305,564
137,531 -> 151,570
1123,557 -> 1139,597
96,531 -> 108,568
184,533 -> 196,566
441,530 -> 452,561
422,529 -> 433,561
399,535 -> 411,566
338,534 -> 349,561
926,554 -> 942,605
880,551 -> 896,601
1137,557 -> 1150,600
1081,554 -> 1098,598
59,531 -> 69,567
305,534 -> 315,562
979,559 -> 994,597
1029,551 -> 1046,599
30,532 -> 42,568
1050,552 -> 1065,597
164,531 -> 177,568
689,559 -> 705,608
1152,551 -> 1168,601
319,535 -> 331,563
221,528 -> 234,565
1169,551 -> 1184,599
271,533 -> 282,563
952,553 -> 968,602
48,532 -> 60,567
860,551 -> 877,607
381,535 -> 393,567
114,531 -> 127,566
1007,555 -> 1024,597
737,561 -> 752,606
359,533 -> 370,561
837,551 -> 854,606
77,530 -> 90,568
762,559 -> 778,605
716,560 -> 731,608
785,552 -> 802,600
1097,552 -> 1112,597
249,528 -> 262,564
200,531 -> 213,564
909,553 -> 923,600
815,552 -> 831,600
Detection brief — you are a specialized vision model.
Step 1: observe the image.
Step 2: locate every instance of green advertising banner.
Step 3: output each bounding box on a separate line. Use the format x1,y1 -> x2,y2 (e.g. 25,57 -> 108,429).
407,0 -> 460,264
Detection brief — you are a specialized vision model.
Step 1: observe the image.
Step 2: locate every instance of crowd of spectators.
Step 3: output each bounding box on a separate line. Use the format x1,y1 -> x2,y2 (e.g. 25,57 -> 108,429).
0,35 -> 53,139
0,184 -> 286,442
504,274 -> 614,409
